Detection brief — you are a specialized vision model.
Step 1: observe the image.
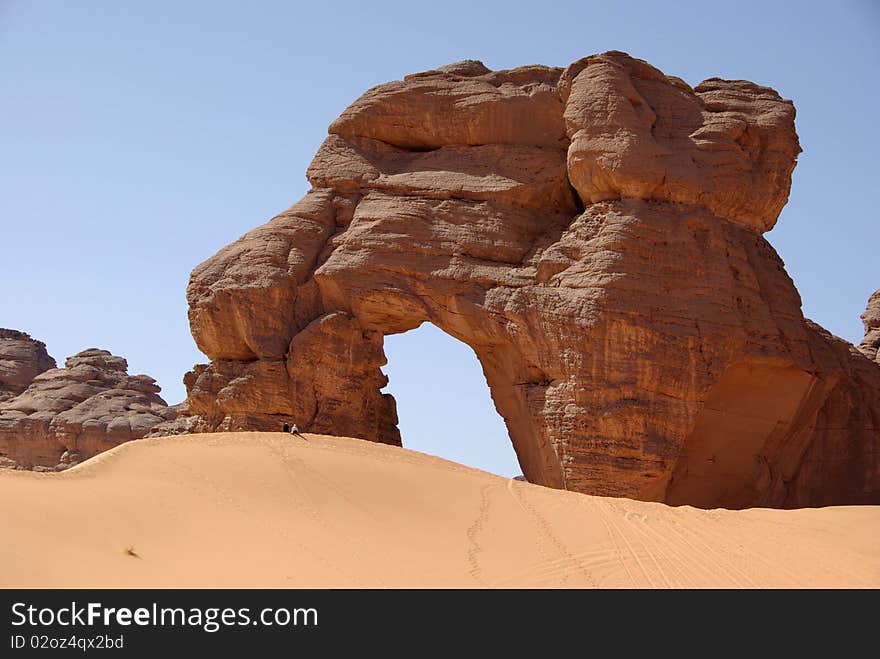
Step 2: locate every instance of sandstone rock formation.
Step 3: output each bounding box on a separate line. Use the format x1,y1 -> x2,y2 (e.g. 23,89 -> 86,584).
0,329 -> 56,403
0,341 -> 176,470
179,51 -> 880,508
859,289 -> 880,364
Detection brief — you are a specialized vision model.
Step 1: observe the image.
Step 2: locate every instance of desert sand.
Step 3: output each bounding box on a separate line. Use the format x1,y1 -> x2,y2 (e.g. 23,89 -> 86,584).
1,432 -> 877,588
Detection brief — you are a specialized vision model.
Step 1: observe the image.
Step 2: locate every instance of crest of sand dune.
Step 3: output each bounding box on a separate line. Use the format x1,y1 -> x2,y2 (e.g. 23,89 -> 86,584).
0,432 -> 877,588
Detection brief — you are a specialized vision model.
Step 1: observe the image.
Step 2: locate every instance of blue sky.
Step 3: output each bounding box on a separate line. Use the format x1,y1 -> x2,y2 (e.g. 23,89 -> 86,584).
2,1 -> 877,477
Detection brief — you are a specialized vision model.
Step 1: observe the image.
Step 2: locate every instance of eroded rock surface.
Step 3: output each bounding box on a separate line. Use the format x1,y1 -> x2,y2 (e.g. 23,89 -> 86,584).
0,329 -> 56,403
860,289 -> 880,364
180,51 -> 880,508
0,345 -> 176,470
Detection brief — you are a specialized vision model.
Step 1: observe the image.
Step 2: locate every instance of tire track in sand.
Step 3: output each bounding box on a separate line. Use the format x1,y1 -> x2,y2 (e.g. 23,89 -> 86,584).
673,511 -> 804,586
592,498 -> 656,588
493,546 -> 618,588
616,510 -> 707,588
608,505 -> 674,588
660,510 -> 759,588
505,480 -> 598,587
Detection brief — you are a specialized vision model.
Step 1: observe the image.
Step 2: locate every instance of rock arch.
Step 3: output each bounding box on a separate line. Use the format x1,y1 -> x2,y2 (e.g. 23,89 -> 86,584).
380,321 -> 525,477
176,52 -> 880,508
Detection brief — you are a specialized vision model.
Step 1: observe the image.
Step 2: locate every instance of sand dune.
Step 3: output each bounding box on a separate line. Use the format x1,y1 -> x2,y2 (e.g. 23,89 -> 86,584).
1,432 -> 877,588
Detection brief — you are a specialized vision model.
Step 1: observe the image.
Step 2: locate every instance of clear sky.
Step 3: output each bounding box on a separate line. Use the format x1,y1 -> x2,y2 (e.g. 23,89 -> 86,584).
2,1 -> 877,477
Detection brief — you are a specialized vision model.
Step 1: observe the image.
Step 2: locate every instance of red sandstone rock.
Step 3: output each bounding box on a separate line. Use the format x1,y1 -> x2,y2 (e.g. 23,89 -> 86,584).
0,346 -> 176,470
560,53 -> 800,232
178,52 -> 880,509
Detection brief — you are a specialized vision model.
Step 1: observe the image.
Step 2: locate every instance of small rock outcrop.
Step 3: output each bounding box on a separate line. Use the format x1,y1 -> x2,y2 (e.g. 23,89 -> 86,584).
860,289 -> 880,364
175,52 -> 880,508
0,339 -> 176,470
0,329 -> 56,403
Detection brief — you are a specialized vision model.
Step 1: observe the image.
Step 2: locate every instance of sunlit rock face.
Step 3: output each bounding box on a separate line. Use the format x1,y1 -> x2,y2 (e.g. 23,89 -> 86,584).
180,51 -> 880,509
860,289 -> 880,365
0,329 -> 56,403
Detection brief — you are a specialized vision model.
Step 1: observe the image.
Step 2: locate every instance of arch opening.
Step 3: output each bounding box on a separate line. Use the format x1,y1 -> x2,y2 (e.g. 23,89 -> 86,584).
380,322 -> 523,478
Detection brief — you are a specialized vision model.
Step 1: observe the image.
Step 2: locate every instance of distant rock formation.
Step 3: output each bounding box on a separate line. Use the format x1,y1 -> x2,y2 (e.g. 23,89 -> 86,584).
0,334 -> 176,471
175,51 -> 880,508
0,329 -> 56,403
860,289 -> 880,364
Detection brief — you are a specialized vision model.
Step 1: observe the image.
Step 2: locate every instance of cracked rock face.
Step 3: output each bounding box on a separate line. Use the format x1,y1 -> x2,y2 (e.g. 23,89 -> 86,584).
181,51 -> 880,508
0,343 -> 177,470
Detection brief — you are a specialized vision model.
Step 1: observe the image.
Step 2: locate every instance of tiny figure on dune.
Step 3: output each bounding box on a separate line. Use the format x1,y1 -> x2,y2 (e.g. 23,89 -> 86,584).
290,423 -> 306,440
